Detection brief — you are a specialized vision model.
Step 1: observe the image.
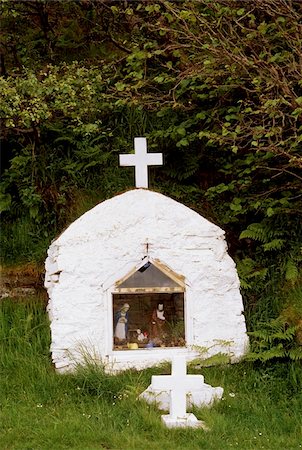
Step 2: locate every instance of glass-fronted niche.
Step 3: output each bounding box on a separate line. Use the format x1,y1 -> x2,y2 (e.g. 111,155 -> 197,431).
112,293 -> 185,350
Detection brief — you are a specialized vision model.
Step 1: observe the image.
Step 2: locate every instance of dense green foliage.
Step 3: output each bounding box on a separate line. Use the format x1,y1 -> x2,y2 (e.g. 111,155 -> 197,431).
1,298 -> 302,449
0,1 -> 301,349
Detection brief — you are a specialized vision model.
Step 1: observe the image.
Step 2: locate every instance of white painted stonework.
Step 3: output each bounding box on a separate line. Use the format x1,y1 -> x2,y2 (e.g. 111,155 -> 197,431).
45,189 -> 249,373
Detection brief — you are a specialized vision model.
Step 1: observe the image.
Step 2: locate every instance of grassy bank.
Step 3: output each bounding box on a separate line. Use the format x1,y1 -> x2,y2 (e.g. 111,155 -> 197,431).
0,298 -> 301,450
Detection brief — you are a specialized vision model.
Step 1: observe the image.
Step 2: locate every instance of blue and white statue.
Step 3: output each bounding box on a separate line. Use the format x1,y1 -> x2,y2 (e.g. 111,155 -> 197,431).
114,303 -> 130,342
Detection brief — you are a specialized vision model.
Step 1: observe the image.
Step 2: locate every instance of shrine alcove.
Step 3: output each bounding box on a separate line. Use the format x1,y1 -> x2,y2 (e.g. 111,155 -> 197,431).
112,260 -> 186,350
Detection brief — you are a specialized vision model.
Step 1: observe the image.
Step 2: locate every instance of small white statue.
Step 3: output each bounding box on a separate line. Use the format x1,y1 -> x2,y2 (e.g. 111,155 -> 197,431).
156,303 -> 165,320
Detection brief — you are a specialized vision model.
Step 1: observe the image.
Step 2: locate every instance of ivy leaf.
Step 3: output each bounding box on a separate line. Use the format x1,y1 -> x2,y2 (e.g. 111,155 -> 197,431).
176,138 -> 189,147
266,207 -> 274,217
115,82 -> 127,92
177,127 -> 186,136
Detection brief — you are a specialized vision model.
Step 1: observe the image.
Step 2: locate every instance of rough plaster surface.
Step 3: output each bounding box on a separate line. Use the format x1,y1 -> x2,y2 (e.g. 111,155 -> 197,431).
45,189 -> 249,372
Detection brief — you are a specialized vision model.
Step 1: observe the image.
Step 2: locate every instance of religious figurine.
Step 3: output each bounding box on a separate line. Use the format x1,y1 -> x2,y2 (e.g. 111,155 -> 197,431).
114,303 -> 130,344
150,303 -> 166,345
136,329 -> 146,342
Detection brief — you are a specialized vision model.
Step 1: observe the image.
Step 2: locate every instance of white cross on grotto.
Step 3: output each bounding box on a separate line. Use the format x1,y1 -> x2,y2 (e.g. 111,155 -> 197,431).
119,137 -> 163,188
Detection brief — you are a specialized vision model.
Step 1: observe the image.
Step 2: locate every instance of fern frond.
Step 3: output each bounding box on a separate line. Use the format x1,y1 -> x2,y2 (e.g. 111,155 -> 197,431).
248,316 -> 301,362
54,136 -> 77,144
272,326 -> 297,342
240,223 -> 268,243
248,329 -> 270,340
239,279 -> 252,289
249,268 -> 268,280
240,222 -> 284,245
263,239 -> 285,251
285,259 -> 299,281
245,352 -> 263,361
259,347 -> 286,361
288,348 -> 302,360
237,257 -> 268,290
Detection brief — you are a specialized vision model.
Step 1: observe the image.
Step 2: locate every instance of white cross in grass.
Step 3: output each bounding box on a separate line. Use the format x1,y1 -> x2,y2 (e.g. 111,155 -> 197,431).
151,355 -> 207,428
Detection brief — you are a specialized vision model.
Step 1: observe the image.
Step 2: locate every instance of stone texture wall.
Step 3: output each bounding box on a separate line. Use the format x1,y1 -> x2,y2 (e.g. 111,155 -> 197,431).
45,189 -> 249,372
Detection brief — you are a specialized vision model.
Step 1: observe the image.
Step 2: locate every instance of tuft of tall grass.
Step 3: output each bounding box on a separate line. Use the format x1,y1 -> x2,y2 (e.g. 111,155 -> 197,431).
0,217 -> 51,265
0,297 -> 50,358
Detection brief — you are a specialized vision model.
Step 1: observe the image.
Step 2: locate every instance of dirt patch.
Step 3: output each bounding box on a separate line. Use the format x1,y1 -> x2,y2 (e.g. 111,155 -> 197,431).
0,263 -> 46,300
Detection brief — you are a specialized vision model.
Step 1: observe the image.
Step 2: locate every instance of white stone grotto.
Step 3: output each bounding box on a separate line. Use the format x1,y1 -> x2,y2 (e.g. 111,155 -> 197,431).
45,188 -> 249,373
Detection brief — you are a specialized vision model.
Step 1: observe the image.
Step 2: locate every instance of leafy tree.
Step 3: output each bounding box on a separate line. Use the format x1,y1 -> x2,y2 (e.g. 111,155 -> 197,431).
0,0 -> 301,328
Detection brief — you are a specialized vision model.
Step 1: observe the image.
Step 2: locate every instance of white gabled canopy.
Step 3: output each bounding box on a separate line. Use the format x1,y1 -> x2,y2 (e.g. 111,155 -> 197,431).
114,258 -> 185,293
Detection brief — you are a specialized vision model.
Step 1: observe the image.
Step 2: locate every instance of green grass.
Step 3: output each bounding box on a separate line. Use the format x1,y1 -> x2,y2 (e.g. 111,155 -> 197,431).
1,298 -> 302,450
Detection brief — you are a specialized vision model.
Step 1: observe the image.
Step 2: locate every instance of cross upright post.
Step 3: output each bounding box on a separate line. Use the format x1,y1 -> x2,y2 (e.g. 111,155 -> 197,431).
119,137 -> 163,188
170,356 -> 187,418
